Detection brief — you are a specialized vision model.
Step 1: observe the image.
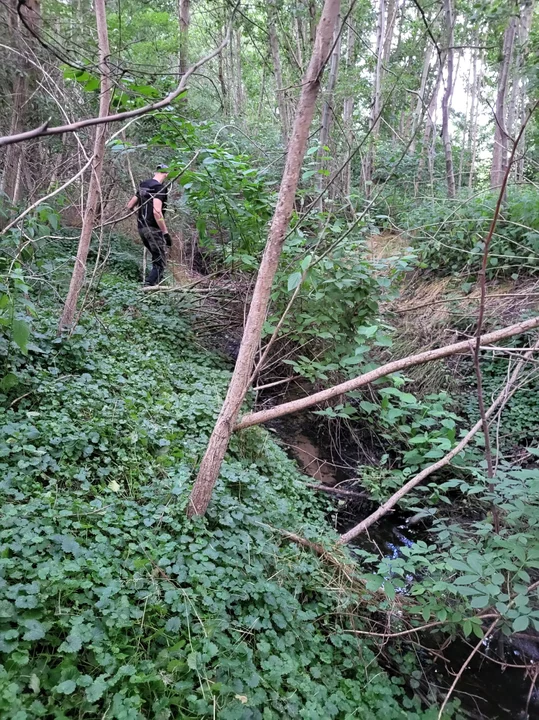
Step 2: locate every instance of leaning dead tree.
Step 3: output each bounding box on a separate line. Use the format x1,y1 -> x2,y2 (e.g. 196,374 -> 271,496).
187,0 -> 342,517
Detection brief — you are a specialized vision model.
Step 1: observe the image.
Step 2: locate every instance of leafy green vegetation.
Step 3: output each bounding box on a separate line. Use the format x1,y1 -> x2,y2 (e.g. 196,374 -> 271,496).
0,263 -> 441,719
402,188 -> 539,277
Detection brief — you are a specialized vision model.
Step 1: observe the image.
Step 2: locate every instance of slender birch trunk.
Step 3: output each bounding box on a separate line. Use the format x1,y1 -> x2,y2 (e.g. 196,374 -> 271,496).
187,0 -> 341,517
268,4 -> 290,143
410,42 -> 432,156
468,46 -> 479,189
342,19 -> 356,198
364,0 -> 385,197
58,0 -> 112,330
458,61 -> 471,189
441,0 -> 456,198
317,12 -> 341,204
490,12 -> 517,189
515,2 -> 534,181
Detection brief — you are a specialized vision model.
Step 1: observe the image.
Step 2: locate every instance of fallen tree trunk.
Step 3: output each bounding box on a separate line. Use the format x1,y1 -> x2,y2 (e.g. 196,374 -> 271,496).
338,337 -> 539,544
236,315 -> 539,430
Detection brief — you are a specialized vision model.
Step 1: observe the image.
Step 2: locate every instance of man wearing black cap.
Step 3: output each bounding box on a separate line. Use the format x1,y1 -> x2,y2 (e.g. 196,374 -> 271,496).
127,164 -> 172,286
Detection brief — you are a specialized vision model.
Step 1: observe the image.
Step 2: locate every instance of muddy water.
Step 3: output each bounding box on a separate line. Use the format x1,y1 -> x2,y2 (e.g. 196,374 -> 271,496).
276,421 -> 539,720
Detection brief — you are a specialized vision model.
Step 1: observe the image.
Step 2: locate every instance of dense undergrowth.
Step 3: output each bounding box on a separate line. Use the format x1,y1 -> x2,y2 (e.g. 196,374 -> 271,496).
0,263 -> 441,718
401,187 -> 539,277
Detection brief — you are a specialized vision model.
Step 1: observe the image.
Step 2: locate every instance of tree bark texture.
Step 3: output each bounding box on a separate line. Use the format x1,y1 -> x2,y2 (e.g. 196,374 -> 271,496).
342,18 -> 356,198
58,0 -> 112,330
317,12 -> 341,202
187,0 -> 341,517
468,46 -> 480,189
409,42 -> 431,156
268,6 -> 290,143
441,0 -> 455,198
364,0 -> 385,197
235,315 -> 539,431
178,0 -> 190,76
490,11 -> 517,189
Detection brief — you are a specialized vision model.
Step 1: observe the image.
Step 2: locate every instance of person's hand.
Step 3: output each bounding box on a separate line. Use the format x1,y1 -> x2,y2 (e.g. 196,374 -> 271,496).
164,233 -> 172,247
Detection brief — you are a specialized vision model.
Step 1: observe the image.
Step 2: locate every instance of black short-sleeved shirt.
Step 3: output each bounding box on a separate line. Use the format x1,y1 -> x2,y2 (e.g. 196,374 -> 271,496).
136,179 -> 168,230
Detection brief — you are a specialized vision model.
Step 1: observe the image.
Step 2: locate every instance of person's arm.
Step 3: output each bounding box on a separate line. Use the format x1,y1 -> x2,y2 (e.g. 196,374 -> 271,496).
126,194 -> 139,210
152,197 -> 169,235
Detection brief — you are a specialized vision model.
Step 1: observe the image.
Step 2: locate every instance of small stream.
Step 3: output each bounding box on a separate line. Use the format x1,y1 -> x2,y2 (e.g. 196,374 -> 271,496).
271,413 -> 539,720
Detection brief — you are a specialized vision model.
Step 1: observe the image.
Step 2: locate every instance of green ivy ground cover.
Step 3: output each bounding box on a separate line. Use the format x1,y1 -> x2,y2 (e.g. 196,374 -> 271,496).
0,275 -> 438,719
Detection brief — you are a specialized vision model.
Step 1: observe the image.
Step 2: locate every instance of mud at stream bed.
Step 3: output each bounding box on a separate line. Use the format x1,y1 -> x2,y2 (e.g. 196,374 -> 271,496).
268,413 -> 539,720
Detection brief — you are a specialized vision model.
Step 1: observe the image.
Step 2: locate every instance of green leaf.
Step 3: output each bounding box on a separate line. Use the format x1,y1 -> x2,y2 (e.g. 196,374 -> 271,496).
513,615 -> 530,632
29,674 -> 40,694
287,272 -> 302,292
12,319 -> 30,354
452,575 -> 480,585
384,582 -> 396,600
85,676 -> 109,702
22,620 -> 46,641
470,595 -> 490,609
56,680 -> 77,695
0,372 -> 19,391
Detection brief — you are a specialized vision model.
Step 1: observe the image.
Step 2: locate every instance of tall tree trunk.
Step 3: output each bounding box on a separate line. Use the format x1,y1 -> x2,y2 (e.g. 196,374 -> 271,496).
317,11 -> 341,204
441,0 -> 456,198
468,46 -> 480,189
218,32 -> 228,116
409,42 -> 432,155
295,15 -> 305,73
309,0 -> 317,43
515,2 -> 534,182
58,0 -> 112,330
458,61 -> 471,189
490,11 -> 517,189
234,29 -> 244,118
382,0 -> 397,66
342,19 -> 356,198
268,5 -> 290,143
178,0 -> 190,75
364,0 -> 385,197
1,0 -> 40,202
187,0 -> 341,517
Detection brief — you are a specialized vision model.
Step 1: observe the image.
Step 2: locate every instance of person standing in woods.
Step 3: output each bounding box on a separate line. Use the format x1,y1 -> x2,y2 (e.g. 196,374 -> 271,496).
127,164 -> 172,286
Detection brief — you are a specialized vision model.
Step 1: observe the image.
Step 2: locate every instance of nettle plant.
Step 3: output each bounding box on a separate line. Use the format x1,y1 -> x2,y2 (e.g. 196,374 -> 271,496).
178,146 -> 274,266
401,187 -> 539,277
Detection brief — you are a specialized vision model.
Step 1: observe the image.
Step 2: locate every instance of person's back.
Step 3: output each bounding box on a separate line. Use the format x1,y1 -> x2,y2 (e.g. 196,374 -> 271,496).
126,165 -> 171,286
137,178 -> 168,230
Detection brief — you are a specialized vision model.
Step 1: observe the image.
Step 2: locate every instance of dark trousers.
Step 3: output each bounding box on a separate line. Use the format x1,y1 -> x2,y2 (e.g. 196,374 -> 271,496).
139,226 -> 167,286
